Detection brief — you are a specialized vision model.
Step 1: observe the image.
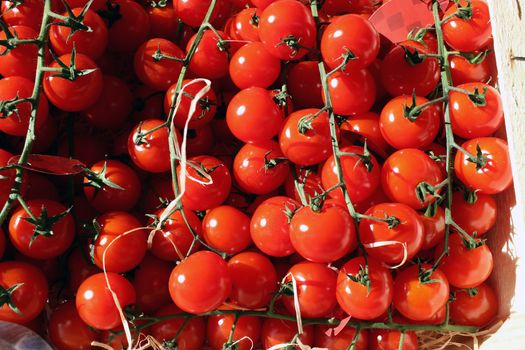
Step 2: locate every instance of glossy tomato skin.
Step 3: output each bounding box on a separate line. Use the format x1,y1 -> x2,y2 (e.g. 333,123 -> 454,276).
169,251 -> 232,314
207,313 -> 261,350
258,0 -> 316,60
202,205 -> 252,254
228,252 -> 277,309
434,233 -> 493,289
250,196 -> 300,257
106,0 -> 150,52
261,319 -> 314,349
420,206 -> 446,250
0,76 -> 49,136
175,0 -> 221,27
43,53 -> 103,111
321,14 -> 379,70
454,137 -> 512,194
341,112 -> 392,159
287,61 -> 324,108
0,25 -> 38,79
442,0 -> 492,52
9,199 -> 75,259
230,42 -> 281,89
382,148 -> 445,209
233,140 -> 289,195
284,169 -> 324,203
231,8 -> 260,41
83,160 -> 141,212
227,87 -> 284,143
380,95 -> 441,149
76,272 -> 136,330
128,119 -> 173,173
64,0 -> 107,12
315,325 -> 368,350
0,261 -> 48,324
150,303 -> 206,350
368,329 -> 418,350
133,254 -> 172,313
186,30 -> 231,79
289,205 -> 355,263
325,68 -> 376,116
450,83 -> 503,138
450,283 -> 498,327
48,300 -> 99,350
451,191 -> 496,236
146,2 -> 180,41
449,54 -> 491,85
360,203 -> 424,265
393,264 -> 449,321
336,256 -> 393,320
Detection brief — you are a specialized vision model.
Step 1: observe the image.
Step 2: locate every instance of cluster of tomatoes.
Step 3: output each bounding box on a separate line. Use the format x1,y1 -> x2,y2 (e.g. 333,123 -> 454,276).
0,0 -> 511,349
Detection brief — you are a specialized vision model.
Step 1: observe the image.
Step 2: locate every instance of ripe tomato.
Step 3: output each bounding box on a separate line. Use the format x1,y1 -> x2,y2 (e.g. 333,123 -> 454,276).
76,272 -> 136,330
0,25 -> 38,79
450,283 -> 498,327
449,53 -> 491,85
450,83 -> 503,138
1,0 -> 44,30
146,2 -> 180,41
393,264 -> 449,321
287,61 -> 324,109
105,0 -> 150,52
279,109 -> 336,166
64,0 -> 106,10
178,155 -> 232,211
321,14 -> 379,71
284,168 -> 324,203
8,199 -> 74,259
442,0 -> 492,52
207,313 -> 261,350
83,160 -> 141,212
451,191 -> 496,237
43,53 -> 103,112
380,95 -> 441,149
380,41 -> 440,97
128,119 -> 173,173
150,303 -> 206,350
50,8 -> 108,59
67,248 -> 100,292
360,203 -> 424,265
258,0 -> 316,60
48,300 -> 98,350
454,137 -> 512,194
229,42 -> 281,89
0,228 -> 5,259
368,329 -> 418,350
261,319 -> 314,349
228,251 -> 277,309
289,205 -> 355,263
233,140 -> 289,195
250,196 -> 300,257
340,112 -> 392,159
336,256 -> 393,320
0,76 -> 49,136
0,261 -> 48,324
202,205 -> 252,254
382,148 -> 445,209
315,325 -> 368,350
434,233 -> 493,288
420,206 -> 446,250
186,30 -> 231,79
175,0 -> 222,27
321,145 -> 380,205
230,8 -> 260,41
325,68 -> 376,116
169,251 -> 232,313
282,262 -> 337,318
133,254 -> 172,313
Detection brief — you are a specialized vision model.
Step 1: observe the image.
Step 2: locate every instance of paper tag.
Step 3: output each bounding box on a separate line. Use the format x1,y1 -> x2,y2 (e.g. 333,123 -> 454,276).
8,154 -> 86,175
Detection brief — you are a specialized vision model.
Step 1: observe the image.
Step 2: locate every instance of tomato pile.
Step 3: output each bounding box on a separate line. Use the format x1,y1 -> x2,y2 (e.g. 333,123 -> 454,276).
0,0 -> 511,349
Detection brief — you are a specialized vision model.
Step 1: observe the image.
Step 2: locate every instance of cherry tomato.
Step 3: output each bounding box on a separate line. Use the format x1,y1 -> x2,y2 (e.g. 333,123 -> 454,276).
76,272 -> 136,330
284,168 -> 324,203
133,254 -> 172,313
169,251 -> 232,314
48,300 -> 98,350
175,0 -> 222,27
105,0 -> 150,52
368,329 -> 418,350
451,191 -> 496,237
315,325 -> 368,350
202,205 -> 252,254
1,0 -> 44,30
186,30 -> 231,79
454,137 -> 512,194
341,112 -> 391,159
420,206 -> 446,250
449,53 -> 491,85
67,248 -> 100,292
229,42 -> 281,89
0,25 -> 38,79
0,228 -> 5,259
128,119 -> 173,173
287,61 -> 324,109
336,256 -> 393,320
325,68 -> 376,116
146,2 -> 180,41
207,313 -> 261,350
231,8 -> 260,41
0,261 -> 48,324
450,283 -> 498,327
187,125 -> 215,156
261,319 -> 314,349
64,0 -> 106,10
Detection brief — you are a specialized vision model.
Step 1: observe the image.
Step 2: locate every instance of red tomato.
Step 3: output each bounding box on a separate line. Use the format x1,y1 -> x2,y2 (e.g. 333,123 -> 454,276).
202,205 -> 252,254
64,0 -> 106,10
230,42 -> 281,89
187,125 -> 215,156
279,108 -> 336,166
0,76 -> 49,136
146,2 -> 180,41
43,53 -> 103,112
420,206 -> 446,250
451,191 -> 497,237
368,329 -> 418,350
289,205 -> 355,263
207,313 -> 261,350
380,95 -> 441,150
325,68 -> 376,116
231,8 -> 260,41
150,303 -> 206,350
132,85 -> 164,123
233,140 -> 289,195
287,61 -> 324,109
454,137 -> 512,194
360,203 -> 424,265
128,119 -> 173,173
175,0 -> 222,27
0,261 -> 48,324
186,30 -> 231,79
336,256 -> 393,320
393,264 -> 449,321
258,0 -> 316,60
106,0 -> 150,52
450,283 -> 498,327
48,300 -> 98,350
1,0 -> 44,30
0,228 -> 5,259
449,83 -> 503,138
0,25 -> 38,79
321,14 -> 379,70
449,53 -> 491,85
442,0 -> 492,52
382,148 -> 445,209
227,87 -> 284,143
341,112 -> 392,159
261,319 -> 314,349
169,251 -> 232,313
284,168 -> 324,203
434,233 -> 493,289
67,248 -> 100,292
9,199 -> 74,259
321,145 -> 380,205
76,272 -> 136,330
315,325 -> 368,350
133,254 -> 172,313
228,251 -> 277,309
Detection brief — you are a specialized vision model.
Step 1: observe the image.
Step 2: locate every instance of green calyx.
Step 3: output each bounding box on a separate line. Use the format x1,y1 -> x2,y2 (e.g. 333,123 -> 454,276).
347,264 -> 371,293
83,161 -> 125,191
50,47 -> 98,81
0,283 -> 24,315
23,205 -> 72,245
